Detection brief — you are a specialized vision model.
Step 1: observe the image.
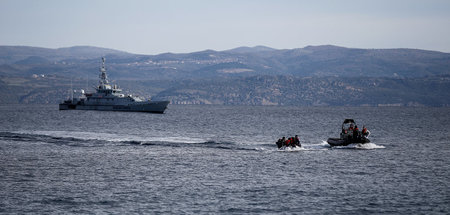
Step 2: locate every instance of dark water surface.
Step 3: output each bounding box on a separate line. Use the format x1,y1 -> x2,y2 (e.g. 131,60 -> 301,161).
1,105 -> 449,214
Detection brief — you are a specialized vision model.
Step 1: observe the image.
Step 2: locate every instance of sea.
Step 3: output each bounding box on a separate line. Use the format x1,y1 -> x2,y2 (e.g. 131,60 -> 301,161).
0,104 -> 449,214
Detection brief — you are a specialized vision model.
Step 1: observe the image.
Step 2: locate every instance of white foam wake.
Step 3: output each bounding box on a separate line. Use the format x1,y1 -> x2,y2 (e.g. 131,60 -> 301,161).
355,142 -> 385,149
15,130 -> 207,144
332,142 -> 385,150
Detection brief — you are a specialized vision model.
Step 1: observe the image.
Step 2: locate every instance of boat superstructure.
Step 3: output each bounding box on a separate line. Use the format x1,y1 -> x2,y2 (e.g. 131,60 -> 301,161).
59,58 -> 169,113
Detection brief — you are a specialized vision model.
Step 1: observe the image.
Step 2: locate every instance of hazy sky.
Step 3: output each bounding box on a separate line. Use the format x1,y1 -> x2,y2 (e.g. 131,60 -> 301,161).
1,0 -> 449,54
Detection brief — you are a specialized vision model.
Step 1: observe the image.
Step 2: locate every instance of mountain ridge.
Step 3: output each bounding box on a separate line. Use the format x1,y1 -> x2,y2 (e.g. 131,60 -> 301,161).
1,44 -> 449,106
225,45 -> 277,53
0,45 -> 131,64
1,44 -> 449,79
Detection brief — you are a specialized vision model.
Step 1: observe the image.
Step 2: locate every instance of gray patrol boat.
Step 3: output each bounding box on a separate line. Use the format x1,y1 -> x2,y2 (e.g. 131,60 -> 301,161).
59,58 -> 169,113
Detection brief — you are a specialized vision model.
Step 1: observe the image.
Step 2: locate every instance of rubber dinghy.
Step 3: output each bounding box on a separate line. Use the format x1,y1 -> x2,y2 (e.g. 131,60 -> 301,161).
276,136 -> 301,149
327,119 -> 370,147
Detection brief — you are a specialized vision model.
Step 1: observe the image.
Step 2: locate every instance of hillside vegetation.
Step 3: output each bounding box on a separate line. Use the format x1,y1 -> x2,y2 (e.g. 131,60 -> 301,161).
1,45 -> 449,106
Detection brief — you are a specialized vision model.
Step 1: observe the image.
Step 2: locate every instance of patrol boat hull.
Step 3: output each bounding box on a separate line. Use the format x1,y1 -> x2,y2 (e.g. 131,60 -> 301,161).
59,101 -> 169,113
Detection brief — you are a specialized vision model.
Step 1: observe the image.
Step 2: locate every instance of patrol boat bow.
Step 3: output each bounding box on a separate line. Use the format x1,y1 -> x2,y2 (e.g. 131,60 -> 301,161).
59,58 -> 169,113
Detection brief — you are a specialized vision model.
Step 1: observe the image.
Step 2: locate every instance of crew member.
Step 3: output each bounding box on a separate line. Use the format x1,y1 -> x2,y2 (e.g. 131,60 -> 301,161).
289,137 -> 296,147
353,125 -> 359,140
276,138 -> 283,148
284,137 -> 290,147
362,126 -> 370,137
294,135 -> 301,147
349,124 -> 354,131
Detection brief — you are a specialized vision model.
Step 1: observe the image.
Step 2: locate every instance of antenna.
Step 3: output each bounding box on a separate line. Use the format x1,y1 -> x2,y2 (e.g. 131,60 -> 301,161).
99,57 -> 108,87
70,77 -> 73,102
86,75 -> 88,94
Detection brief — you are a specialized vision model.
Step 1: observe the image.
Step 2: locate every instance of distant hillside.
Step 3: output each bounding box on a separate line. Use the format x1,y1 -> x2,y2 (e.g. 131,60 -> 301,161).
0,45 -> 449,79
1,75 -> 449,106
225,45 -> 277,53
152,75 -> 450,106
1,45 -> 450,106
0,45 -> 131,65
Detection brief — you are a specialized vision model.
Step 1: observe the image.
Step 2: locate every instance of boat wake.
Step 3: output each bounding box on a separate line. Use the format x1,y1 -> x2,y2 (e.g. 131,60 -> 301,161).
280,141 -> 331,152
0,131 -> 255,151
331,142 -> 385,150
255,140 -> 330,152
0,131 -> 385,152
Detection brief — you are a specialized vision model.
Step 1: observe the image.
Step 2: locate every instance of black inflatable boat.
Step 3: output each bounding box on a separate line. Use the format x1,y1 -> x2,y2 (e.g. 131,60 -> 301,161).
327,119 -> 370,147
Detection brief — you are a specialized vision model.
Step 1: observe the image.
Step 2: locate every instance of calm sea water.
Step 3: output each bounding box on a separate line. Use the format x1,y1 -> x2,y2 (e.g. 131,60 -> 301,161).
0,105 -> 449,214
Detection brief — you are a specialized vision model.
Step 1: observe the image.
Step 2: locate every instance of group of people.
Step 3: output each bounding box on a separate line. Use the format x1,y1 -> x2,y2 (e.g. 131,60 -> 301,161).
342,124 -> 370,140
275,123 -> 370,148
276,135 -> 301,149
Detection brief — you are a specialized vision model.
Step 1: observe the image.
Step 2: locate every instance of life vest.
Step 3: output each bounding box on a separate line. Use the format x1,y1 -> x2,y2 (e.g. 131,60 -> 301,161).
362,128 -> 367,134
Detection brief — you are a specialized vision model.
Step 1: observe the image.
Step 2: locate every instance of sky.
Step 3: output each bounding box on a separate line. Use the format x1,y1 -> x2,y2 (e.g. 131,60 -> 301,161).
1,0 -> 449,54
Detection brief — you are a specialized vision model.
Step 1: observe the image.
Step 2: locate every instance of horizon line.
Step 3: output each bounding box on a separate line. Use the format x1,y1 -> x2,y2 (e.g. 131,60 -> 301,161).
1,44 -> 448,55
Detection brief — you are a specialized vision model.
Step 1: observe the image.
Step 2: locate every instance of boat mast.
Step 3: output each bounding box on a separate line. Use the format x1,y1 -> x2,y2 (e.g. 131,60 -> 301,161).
99,57 -> 109,88
71,77 -> 73,102
85,75 -> 88,94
